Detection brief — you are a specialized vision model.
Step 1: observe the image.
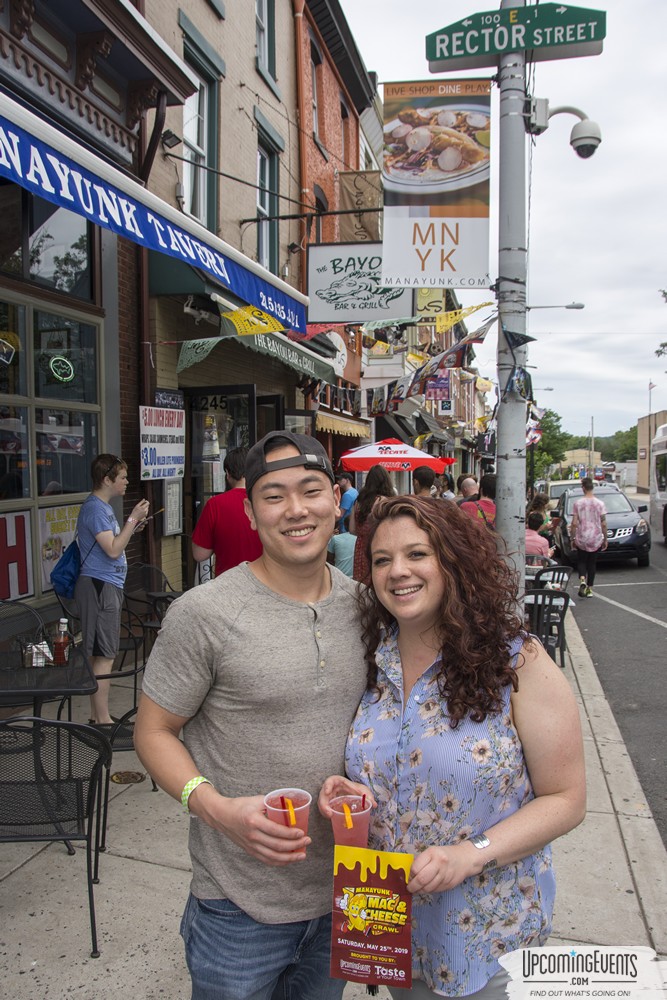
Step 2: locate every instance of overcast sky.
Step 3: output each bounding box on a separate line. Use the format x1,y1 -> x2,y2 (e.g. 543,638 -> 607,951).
336,0 -> 667,438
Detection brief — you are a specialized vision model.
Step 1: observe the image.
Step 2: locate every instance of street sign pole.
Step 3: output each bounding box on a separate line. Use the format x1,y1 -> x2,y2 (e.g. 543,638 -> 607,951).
495,0 -> 528,576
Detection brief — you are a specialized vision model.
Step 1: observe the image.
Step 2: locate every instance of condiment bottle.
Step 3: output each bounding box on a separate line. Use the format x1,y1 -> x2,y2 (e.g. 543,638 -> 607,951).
53,617 -> 70,666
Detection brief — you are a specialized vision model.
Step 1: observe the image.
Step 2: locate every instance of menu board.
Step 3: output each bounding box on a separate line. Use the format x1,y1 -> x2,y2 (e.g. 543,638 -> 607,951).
163,479 -> 183,536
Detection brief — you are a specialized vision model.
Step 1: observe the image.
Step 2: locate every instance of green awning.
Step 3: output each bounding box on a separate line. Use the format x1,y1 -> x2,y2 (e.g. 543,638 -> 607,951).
148,252 -> 243,305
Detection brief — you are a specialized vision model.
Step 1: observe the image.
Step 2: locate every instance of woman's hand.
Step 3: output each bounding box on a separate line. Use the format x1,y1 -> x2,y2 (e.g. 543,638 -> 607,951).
407,842 -> 478,895
318,775 -> 375,818
132,499 -> 150,522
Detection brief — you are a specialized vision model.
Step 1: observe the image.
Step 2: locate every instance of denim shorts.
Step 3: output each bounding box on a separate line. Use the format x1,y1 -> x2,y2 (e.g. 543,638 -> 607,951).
180,893 -> 345,1000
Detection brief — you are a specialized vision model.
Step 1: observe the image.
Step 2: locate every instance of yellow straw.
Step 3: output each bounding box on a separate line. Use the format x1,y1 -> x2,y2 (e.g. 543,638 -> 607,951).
285,797 -> 296,826
342,802 -> 354,829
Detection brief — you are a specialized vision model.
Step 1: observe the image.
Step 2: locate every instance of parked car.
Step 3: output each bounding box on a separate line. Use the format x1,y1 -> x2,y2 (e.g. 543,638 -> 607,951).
553,485 -> 651,567
546,480 -> 581,510
546,478 -> 619,510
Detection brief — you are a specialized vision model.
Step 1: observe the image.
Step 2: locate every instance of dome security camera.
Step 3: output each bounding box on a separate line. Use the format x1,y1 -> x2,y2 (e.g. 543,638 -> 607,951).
570,119 -> 602,159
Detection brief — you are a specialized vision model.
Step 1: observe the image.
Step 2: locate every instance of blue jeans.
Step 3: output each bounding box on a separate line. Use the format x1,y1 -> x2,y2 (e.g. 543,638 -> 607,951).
180,894 -> 345,1000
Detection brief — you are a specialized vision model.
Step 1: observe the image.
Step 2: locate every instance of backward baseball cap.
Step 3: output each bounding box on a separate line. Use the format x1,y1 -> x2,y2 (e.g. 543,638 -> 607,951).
245,431 -> 335,496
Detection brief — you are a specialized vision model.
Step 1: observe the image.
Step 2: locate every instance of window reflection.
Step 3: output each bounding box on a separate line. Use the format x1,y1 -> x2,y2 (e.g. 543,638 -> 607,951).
29,196 -> 91,299
0,181 -> 24,277
35,408 -> 98,496
0,405 -> 30,500
33,310 -> 98,404
0,301 -> 27,397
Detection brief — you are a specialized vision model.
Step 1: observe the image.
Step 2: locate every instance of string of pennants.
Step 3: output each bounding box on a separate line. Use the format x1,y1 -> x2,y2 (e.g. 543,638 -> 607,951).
170,300 -> 545,446
365,313 -> 498,416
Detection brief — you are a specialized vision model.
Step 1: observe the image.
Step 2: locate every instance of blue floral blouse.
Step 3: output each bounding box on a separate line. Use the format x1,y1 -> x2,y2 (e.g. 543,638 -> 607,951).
345,631 -> 555,997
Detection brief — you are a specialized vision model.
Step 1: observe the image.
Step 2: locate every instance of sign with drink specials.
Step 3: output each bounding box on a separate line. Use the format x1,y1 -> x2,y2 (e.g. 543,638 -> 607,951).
381,79 -> 492,291
426,4 -> 606,72
330,846 -> 413,990
139,406 -> 186,479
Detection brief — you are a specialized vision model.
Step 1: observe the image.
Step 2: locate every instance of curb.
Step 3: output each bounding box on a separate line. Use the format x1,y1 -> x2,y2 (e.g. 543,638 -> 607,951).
565,611 -> 667,957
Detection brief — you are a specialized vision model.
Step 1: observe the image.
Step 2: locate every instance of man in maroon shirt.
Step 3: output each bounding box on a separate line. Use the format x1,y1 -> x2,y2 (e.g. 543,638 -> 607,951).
191,447 -> 262,577
461,473 -> 497,529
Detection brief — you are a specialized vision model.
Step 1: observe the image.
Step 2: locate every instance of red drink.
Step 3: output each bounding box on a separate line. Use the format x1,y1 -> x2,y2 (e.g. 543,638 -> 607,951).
330,795 -> 371,848
264,788 -> 311,834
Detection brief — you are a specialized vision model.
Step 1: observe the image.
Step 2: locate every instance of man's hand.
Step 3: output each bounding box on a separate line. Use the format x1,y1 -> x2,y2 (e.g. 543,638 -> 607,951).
190,785 -> 310,866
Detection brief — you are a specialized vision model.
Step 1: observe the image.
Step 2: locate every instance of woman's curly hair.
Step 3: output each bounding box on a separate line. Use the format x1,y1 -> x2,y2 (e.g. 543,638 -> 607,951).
359,494 -> 524,726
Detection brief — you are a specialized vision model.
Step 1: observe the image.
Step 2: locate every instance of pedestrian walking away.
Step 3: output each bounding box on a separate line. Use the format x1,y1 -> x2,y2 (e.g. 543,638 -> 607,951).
412,465 -> 436,498
75,453 -> 149,725
335,472 -> 358,532
320,496 -> 586,1000
191,446 -> 263,577
569,476 -> 608,598
349,464 -> 395,585
455,474 -> 479,506
135,431 -> 368,1000
327,513 -> 356,577
460,472 -> 497,529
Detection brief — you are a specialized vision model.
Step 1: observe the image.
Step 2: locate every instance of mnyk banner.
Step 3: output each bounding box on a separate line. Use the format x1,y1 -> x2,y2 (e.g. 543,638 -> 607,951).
381,79 -> 492,289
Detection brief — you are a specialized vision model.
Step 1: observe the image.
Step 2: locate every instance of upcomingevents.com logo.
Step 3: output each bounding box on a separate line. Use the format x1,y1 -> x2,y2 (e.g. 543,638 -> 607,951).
499,946 -> 666,1000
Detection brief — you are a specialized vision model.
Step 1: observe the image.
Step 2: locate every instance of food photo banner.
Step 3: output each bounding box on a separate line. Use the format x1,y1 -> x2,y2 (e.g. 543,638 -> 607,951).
381,79 -> 492,290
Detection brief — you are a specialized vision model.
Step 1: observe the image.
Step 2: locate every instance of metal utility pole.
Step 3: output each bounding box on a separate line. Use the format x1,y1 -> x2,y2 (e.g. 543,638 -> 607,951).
495,0 -> 527,571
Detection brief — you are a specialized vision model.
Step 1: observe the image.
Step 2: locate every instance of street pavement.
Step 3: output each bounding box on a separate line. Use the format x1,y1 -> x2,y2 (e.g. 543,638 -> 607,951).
1,612 -> 666,1000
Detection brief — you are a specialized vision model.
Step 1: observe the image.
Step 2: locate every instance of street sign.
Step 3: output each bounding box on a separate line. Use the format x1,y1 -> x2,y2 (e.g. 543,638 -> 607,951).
426,4 -> 606,73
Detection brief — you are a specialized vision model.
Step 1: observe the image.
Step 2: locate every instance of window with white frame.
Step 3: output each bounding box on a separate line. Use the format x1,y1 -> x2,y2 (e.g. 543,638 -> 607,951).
257,144 -> 278,273
182,69 -> 209,224
256,0 -> 268,67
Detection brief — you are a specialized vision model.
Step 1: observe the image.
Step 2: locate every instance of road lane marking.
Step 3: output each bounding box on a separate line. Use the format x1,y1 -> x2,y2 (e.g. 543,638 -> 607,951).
595,581 -> 667,587
590,592 -> 667,629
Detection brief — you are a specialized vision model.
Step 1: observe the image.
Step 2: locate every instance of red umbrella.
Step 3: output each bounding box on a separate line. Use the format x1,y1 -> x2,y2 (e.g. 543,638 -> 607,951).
339,439 -> 454,473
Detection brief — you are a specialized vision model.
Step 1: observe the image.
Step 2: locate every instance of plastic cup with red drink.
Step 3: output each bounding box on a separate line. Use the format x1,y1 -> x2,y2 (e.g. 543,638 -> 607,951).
329,794 -> 371,848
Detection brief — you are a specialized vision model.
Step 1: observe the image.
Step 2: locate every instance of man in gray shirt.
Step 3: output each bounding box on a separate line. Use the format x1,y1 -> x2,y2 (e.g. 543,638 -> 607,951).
135,431 -> 368,1000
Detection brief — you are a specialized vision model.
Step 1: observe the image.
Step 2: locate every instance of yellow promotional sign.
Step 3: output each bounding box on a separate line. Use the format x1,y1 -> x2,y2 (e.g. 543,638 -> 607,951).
221,305 -> 285,336
434,302 -> 493,334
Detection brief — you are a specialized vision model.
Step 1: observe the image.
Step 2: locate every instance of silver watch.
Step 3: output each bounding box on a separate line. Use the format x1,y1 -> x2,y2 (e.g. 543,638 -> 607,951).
469,832 -> 490,850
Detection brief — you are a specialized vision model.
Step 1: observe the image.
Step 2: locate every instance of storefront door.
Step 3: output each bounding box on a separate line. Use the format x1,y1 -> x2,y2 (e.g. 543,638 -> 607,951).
182,385 -> 285,582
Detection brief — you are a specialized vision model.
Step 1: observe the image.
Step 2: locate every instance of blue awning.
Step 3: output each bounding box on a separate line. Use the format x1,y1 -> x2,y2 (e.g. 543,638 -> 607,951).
0,93 -> 308,334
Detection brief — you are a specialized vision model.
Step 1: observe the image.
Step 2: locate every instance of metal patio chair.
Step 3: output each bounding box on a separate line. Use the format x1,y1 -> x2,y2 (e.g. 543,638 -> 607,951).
533,564 -> 574,593
0,717 -> 112,957
525,588 -> 571,668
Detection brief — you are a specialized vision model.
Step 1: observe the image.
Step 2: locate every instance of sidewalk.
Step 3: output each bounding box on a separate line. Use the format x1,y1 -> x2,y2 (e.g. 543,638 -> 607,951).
1,614 -> 665,1000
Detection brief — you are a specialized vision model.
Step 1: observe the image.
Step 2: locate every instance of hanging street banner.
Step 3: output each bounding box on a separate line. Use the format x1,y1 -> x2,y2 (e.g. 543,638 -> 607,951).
338,171 -> 382,243
381,79 -> 492,290
426,4 -> 606,73
307,243 -> 412,323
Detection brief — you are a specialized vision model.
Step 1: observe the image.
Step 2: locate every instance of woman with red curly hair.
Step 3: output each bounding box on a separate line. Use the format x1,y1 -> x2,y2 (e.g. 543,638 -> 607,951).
320,495 -> 585,1000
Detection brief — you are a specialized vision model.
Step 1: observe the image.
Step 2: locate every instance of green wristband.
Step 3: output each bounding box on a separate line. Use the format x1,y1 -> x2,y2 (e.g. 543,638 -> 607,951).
181,776 -> 211,813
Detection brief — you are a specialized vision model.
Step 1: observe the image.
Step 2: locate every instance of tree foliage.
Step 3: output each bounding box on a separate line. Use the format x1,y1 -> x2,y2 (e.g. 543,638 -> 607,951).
530,409 -> 570,479
529,411 -> 638,480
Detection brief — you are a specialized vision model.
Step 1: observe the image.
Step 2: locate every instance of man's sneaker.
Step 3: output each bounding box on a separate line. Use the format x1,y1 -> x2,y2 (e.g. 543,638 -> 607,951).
585,587 -> 593,598
578,583 -> 587,598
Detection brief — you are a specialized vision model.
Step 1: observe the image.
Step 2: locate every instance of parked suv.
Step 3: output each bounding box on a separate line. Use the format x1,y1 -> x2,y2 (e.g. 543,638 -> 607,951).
553,485 -> 651,567
545,480 -> 580,510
